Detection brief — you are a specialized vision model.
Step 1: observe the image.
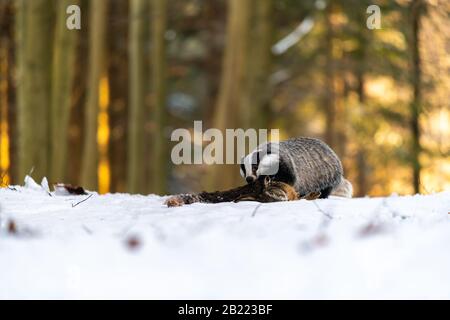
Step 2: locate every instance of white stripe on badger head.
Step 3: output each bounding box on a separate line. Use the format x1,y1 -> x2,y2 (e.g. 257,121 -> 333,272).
256,153 -> 280,176
239,157 -> 245,177
244,152 -> 254,177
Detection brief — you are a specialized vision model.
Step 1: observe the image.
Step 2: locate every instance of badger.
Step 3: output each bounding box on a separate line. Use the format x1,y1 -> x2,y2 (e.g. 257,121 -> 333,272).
240,137 -> 353,198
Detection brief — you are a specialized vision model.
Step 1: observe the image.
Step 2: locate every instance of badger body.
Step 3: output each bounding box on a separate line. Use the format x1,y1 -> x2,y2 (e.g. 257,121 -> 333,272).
240,137 -> 352,198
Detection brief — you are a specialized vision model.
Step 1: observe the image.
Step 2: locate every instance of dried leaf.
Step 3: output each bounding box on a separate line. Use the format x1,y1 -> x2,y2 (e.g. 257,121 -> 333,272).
7,220 -> 17,234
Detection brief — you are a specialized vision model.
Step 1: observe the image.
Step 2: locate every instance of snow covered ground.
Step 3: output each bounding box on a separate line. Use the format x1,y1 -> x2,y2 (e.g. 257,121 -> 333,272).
0,178 -> 449,299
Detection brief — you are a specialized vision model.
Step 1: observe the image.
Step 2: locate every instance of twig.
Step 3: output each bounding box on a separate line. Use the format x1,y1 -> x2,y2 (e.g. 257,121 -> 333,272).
81,224 -> 93,235
312,200 -> 333,220
300,200 -> 333,253
251,203 -> 263,218
72,194 -> 93,208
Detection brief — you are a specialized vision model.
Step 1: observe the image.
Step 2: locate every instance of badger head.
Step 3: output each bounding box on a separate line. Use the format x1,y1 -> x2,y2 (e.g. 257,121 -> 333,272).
240,143 -> 280,183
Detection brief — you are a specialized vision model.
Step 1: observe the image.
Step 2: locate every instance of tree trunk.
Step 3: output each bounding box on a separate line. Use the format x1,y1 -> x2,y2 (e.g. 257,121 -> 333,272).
410,0 -> 423,194
67,2 -> 89,187
248,0 -> 273,130
356,72 -> 368,197
15,0 -> 26,182
16,0 -> 53,182
324,3 -> 336,150
0,1 -> 11,184
206,0 -> 252,191
6,0 -> 17,184
201,0 -> 225,124
0,38 -> 9,184
127,0 -> 147,194
108,0 -> 129,193
150,0 -> 168,195
50,0 -> 79,183
81,0 -> 107,190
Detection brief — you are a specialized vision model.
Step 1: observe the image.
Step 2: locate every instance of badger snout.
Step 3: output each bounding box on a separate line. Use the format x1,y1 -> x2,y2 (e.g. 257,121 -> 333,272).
246,176 -> 256,183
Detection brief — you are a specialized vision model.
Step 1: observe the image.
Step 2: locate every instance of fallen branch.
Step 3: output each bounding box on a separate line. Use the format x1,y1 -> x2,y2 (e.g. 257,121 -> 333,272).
72,194 -> 93,208
165,177 -> 321,207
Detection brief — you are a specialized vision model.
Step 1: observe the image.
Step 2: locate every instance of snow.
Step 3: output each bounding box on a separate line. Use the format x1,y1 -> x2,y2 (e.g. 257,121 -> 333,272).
0,178 -> 449,299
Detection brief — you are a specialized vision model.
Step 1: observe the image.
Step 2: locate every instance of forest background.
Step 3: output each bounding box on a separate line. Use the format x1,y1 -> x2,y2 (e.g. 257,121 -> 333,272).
0,0 -> 448,196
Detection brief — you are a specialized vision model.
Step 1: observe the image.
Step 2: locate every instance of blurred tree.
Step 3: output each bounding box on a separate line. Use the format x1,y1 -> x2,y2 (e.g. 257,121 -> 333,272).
0,0 -> 14,183
1,0 -> 447,196
323,1 -> 337,152
0,33 -> 8,184
342,0 -> 373,196
206,0 -> 252,190
67,0 -> 89,187
6,4 -> 16,185
81,0 -> 107,190
50,0 -> 79,183
109,0 -> 129,193
409,0 -> 425,194
128,0 -> 148,194
199,0 -> 226,124
247,0 -> 274,129
355,78 -> 368,196
16,0 -> 53,182
150,0 -> 168,194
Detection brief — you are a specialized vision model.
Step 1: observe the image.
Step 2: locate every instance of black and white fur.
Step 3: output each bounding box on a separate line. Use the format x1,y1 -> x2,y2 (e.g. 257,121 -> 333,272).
240,137 -> 353,198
